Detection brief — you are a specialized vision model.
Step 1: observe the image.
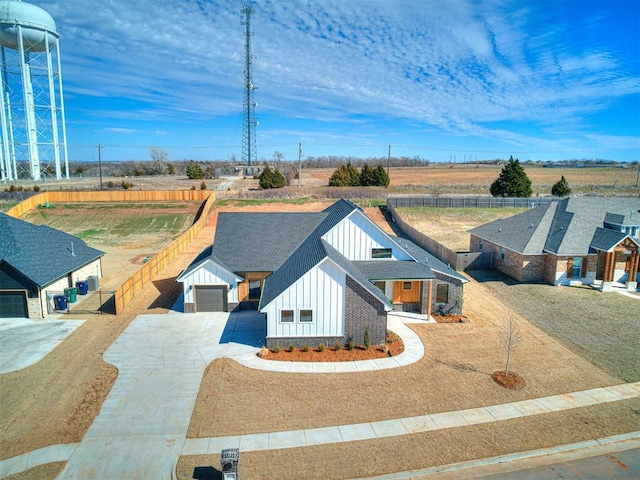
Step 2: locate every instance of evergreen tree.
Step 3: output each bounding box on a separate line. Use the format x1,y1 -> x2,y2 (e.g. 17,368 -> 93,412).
373,164 -> 390,187
346,162 -> 360,186
360,164 -> 376,186
271,168 -> 286,188
328,165 -> 351,186
258,163 -> 274,189
186,160 -> 204,179
489,156 -> 532,197
551,175 -> 571,197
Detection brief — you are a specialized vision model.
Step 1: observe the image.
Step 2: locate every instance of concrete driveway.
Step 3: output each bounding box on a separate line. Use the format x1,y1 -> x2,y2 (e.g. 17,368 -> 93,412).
0,317 -> 84,374
57,310 -> 260,479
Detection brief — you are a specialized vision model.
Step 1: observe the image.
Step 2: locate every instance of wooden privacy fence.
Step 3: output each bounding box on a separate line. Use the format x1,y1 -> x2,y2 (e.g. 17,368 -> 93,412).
113,191 -> 217,314
7,189 -> 216,315
5,189 -> 211,218
388,196 -> 555,209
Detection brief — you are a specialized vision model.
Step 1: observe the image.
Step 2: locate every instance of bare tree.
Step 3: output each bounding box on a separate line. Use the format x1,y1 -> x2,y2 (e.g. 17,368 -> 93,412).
149,146 -> 169,175
503,312 -> 522,377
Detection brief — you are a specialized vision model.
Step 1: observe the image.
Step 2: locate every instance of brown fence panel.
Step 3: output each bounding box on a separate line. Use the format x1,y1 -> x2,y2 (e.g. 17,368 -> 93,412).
387,201 -> 461,269
113,191 -> 217,313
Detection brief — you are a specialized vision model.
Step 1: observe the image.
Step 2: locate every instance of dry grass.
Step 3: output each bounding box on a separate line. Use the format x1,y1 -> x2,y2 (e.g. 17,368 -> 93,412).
468,270 -> 640,382
187,277 -> 620,439
395,206 -> 527,251
2,462 -> 65,480
178,398 -> 640,479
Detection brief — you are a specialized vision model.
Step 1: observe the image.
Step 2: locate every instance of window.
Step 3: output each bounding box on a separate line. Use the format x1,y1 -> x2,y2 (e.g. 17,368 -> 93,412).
500,247 -> 505,261
374,281 -> 386,293
478,239 -> 483,251
372,248 -> 392,259
403,281 -> 412,290
570,257 -> 582,278
280,310 -> 294,323
299,309 -> 313,323
436,284 -> 449,304
249,280 -> 261,299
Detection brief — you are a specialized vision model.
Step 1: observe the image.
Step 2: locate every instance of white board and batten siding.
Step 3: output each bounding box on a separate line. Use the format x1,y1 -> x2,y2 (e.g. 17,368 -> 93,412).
322,210 -> 412,261
263,258 -> 345,339
181,260 -> 240,305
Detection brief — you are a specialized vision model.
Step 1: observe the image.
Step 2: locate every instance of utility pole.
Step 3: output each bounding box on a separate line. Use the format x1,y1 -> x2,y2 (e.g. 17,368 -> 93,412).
636,163 -> 639,188
298,142 -> 303,188
387,144 -> 391,184
96,144 -> 104,190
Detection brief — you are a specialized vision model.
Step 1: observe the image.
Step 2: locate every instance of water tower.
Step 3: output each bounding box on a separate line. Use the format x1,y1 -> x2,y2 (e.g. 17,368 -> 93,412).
0,0 -> 68,181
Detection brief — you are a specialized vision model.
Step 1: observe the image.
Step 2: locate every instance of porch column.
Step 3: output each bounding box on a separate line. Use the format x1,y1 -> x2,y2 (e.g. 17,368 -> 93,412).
426,279 -> 433,318
627,251 -> 639,290
601,251 -> 615,292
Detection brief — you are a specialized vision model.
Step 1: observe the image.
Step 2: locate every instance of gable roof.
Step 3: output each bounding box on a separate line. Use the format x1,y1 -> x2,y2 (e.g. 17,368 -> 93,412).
469,197 -> 640,256
0,213 -> 104,287
590,228 -> 639,252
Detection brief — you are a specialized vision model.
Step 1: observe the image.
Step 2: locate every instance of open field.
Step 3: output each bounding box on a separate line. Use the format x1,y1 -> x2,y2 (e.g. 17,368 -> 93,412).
467,270 -> 640,383
394,206 -> 527,251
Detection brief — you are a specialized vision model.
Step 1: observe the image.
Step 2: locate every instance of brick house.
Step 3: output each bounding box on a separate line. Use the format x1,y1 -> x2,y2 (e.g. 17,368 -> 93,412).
468,197 -> 640,291
177,199 -> 467,348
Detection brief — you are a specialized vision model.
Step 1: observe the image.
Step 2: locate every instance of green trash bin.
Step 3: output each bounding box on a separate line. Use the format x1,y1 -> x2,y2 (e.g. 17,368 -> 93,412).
64,287 -> 77,303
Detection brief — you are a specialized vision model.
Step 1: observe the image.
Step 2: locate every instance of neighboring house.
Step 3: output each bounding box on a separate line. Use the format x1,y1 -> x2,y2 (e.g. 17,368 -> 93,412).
0,213 -> 104,318
177,199 -> 467,348
468,197 -> 640,291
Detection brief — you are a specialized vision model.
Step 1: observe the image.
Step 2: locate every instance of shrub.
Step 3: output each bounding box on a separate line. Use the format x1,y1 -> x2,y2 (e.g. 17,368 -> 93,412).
379,343 -> 389,355
186,160 -> 204,179
347,340 -> 355,350
200,181 -> 207,190
302,343 -> 310,353
288,343 -> 295,353
33,185 -> 40,192
364,324 -> 370,350
107,180 -> 115,188
190,185 -> 196,190
551,175 -> 571,197
334,342 -> 342,352
257,346 -> 269,358
317,343 -> 325,352
121,181 -> 134,189
272,344 -> 281,353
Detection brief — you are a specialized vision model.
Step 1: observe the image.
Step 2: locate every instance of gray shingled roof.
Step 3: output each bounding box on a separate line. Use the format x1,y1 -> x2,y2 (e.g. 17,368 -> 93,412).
590,228 -> 637,252
0,213 -> 104,287
468,197 -> 640,256
389,235 -> 468,283
213,212 -> 326,272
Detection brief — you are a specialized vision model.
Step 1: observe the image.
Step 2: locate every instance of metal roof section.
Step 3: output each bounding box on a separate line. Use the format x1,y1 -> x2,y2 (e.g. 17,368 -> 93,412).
0,213 -> 104,287
390,235 -> 469,283
590,228 -> 639,252
353,260 -> 434,281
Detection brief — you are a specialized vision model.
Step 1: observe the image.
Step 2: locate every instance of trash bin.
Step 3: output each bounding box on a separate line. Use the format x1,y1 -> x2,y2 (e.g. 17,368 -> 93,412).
76,281 -> 89,295
54,295 -> 67,311
87,275 -> 99,291
64,287 -> 77,303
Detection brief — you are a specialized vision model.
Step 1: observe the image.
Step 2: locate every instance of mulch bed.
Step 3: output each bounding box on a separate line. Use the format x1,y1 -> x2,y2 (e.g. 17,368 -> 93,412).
491,370 -> 526,390
433,314 -> 469,323
258,331 -> 404,362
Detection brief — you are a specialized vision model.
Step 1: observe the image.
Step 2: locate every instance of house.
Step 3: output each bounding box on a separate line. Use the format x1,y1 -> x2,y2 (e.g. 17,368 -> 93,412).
0,213 -> 104,318
177,199 -> 467,348
468,197 -> 640,291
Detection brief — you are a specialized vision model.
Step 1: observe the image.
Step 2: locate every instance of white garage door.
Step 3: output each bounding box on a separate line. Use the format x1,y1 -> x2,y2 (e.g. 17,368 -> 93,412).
195,285 -> 227,312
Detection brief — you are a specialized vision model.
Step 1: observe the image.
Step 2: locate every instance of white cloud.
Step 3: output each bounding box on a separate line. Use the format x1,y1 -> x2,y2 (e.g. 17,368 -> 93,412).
36,0 -> 640,157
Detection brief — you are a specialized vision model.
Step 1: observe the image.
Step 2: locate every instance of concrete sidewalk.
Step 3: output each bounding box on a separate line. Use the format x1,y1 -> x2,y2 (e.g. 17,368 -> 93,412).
181,382 -> 640,456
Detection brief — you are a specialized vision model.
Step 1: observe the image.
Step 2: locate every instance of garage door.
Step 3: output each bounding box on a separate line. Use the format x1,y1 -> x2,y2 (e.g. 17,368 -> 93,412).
0,291 -> 28,318
195,285 -> 227,312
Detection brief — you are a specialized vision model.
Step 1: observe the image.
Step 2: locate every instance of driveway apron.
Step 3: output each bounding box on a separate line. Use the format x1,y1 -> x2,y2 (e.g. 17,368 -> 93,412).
57,312 -> 240,479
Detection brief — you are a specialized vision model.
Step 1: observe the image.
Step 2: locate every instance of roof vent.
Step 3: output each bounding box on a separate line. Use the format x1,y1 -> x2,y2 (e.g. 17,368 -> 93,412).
498,228 -> 501,232
70,242 -> 76,257
530,223 -> 534,228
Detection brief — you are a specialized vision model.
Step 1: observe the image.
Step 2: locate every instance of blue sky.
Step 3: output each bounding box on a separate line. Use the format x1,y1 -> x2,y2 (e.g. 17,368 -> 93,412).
42,0 -> 640,163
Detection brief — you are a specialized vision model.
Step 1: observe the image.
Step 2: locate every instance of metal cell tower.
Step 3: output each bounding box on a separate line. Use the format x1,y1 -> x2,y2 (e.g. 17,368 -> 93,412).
241,3 -> 257,167
0,1 -> 68,181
